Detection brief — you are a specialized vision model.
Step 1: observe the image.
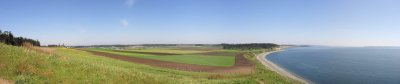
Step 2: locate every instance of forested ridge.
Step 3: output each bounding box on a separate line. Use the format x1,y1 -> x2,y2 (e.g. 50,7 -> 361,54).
221,43 -> 279,50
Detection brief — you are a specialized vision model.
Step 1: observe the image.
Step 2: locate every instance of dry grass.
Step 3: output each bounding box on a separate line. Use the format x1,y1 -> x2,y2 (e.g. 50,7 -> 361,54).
17,62 -> 37,75
207,74 -> 225,79
57,55 -> 69,61
0,63 -> 4,69
22,42 -> 55,55
39,69 -> 53,78
22,42 -> 69,61
0,78 -> 13,84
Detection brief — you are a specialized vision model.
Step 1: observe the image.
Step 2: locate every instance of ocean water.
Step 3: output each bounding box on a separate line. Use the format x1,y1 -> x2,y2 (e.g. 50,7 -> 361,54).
266,46 -> 400,84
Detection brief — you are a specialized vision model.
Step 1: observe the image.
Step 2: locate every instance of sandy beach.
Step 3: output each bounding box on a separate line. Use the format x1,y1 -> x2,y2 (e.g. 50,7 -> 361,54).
256,50 -> 310,84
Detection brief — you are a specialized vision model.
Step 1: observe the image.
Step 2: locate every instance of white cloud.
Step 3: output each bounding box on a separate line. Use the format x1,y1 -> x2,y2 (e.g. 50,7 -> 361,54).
124,0 -> 135,8
120,19 -> 129,28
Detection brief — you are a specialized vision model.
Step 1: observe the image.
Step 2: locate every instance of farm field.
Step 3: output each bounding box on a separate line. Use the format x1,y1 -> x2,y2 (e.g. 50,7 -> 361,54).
86,48 -> 237,67
127,48 -> 211,54
0,43 -> 301,83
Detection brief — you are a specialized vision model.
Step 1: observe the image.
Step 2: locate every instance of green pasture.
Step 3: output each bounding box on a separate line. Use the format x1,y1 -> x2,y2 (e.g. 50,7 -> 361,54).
88,48 -> 235,67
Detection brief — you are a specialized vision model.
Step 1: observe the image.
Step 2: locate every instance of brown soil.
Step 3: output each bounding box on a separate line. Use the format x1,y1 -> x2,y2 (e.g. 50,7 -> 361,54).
111,50 -> 181,56
80,49 -> 255,74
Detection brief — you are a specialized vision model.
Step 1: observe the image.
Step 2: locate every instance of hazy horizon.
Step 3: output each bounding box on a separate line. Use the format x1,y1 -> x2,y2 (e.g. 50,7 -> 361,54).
1,0 -> 399,46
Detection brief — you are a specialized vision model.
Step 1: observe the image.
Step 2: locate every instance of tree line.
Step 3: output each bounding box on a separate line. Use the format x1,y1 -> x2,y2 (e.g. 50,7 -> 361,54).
0,29 -> 40,46
221,43 -> 279,50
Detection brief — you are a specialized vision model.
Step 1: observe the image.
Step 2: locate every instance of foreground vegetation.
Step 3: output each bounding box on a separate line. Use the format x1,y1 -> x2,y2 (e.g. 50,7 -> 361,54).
0,43 -> 301,84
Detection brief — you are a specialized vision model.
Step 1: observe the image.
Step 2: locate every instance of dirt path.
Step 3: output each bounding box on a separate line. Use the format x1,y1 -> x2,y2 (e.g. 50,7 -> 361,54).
81,49 -> 255,74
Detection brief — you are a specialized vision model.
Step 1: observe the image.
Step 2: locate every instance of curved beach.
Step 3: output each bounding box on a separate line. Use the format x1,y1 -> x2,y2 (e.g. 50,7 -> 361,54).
256,50 -> 310,84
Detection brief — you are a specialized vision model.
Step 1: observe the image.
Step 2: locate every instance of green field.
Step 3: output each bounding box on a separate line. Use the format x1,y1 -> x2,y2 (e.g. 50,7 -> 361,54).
127,48 -> 210,54
88,48 -> 236,67
0,43 -> 301,84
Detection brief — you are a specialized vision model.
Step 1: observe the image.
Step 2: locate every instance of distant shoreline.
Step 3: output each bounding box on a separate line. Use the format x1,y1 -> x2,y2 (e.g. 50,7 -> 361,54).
256,49 -> 310,84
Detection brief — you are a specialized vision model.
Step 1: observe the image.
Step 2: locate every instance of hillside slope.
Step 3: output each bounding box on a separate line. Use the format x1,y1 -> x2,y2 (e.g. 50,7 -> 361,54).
0,43 -> 300,84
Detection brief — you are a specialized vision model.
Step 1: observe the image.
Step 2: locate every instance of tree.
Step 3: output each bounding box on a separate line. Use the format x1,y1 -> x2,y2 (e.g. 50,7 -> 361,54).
1,31 -> 16,45
0,29 -> 40,46
0,30 -> 3,43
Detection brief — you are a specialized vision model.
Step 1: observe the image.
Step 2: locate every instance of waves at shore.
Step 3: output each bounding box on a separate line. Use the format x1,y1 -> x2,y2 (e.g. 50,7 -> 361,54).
256,50 -> 310,84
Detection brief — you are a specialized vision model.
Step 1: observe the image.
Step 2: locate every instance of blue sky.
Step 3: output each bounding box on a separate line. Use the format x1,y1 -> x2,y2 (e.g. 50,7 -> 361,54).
0,0 -> 399,46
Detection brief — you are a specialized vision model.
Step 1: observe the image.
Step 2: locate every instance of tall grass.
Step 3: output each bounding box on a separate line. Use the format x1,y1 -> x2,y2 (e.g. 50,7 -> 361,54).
0,43 -> 301,84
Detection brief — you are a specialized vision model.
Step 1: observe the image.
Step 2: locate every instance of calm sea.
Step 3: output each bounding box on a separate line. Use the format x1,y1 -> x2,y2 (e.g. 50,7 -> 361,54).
266,46 -> 400,84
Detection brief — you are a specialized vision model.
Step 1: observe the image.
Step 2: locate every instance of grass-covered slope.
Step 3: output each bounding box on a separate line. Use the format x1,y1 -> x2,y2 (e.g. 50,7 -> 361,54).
0,43 -> 176,83
0,43 -> 301,84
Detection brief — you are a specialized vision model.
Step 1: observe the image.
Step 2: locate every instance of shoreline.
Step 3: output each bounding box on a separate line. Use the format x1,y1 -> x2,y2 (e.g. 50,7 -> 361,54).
256,49 -> 310,84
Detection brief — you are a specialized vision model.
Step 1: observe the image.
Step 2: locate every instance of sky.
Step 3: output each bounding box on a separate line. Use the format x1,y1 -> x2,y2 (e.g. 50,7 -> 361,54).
0,0 -> 399,46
